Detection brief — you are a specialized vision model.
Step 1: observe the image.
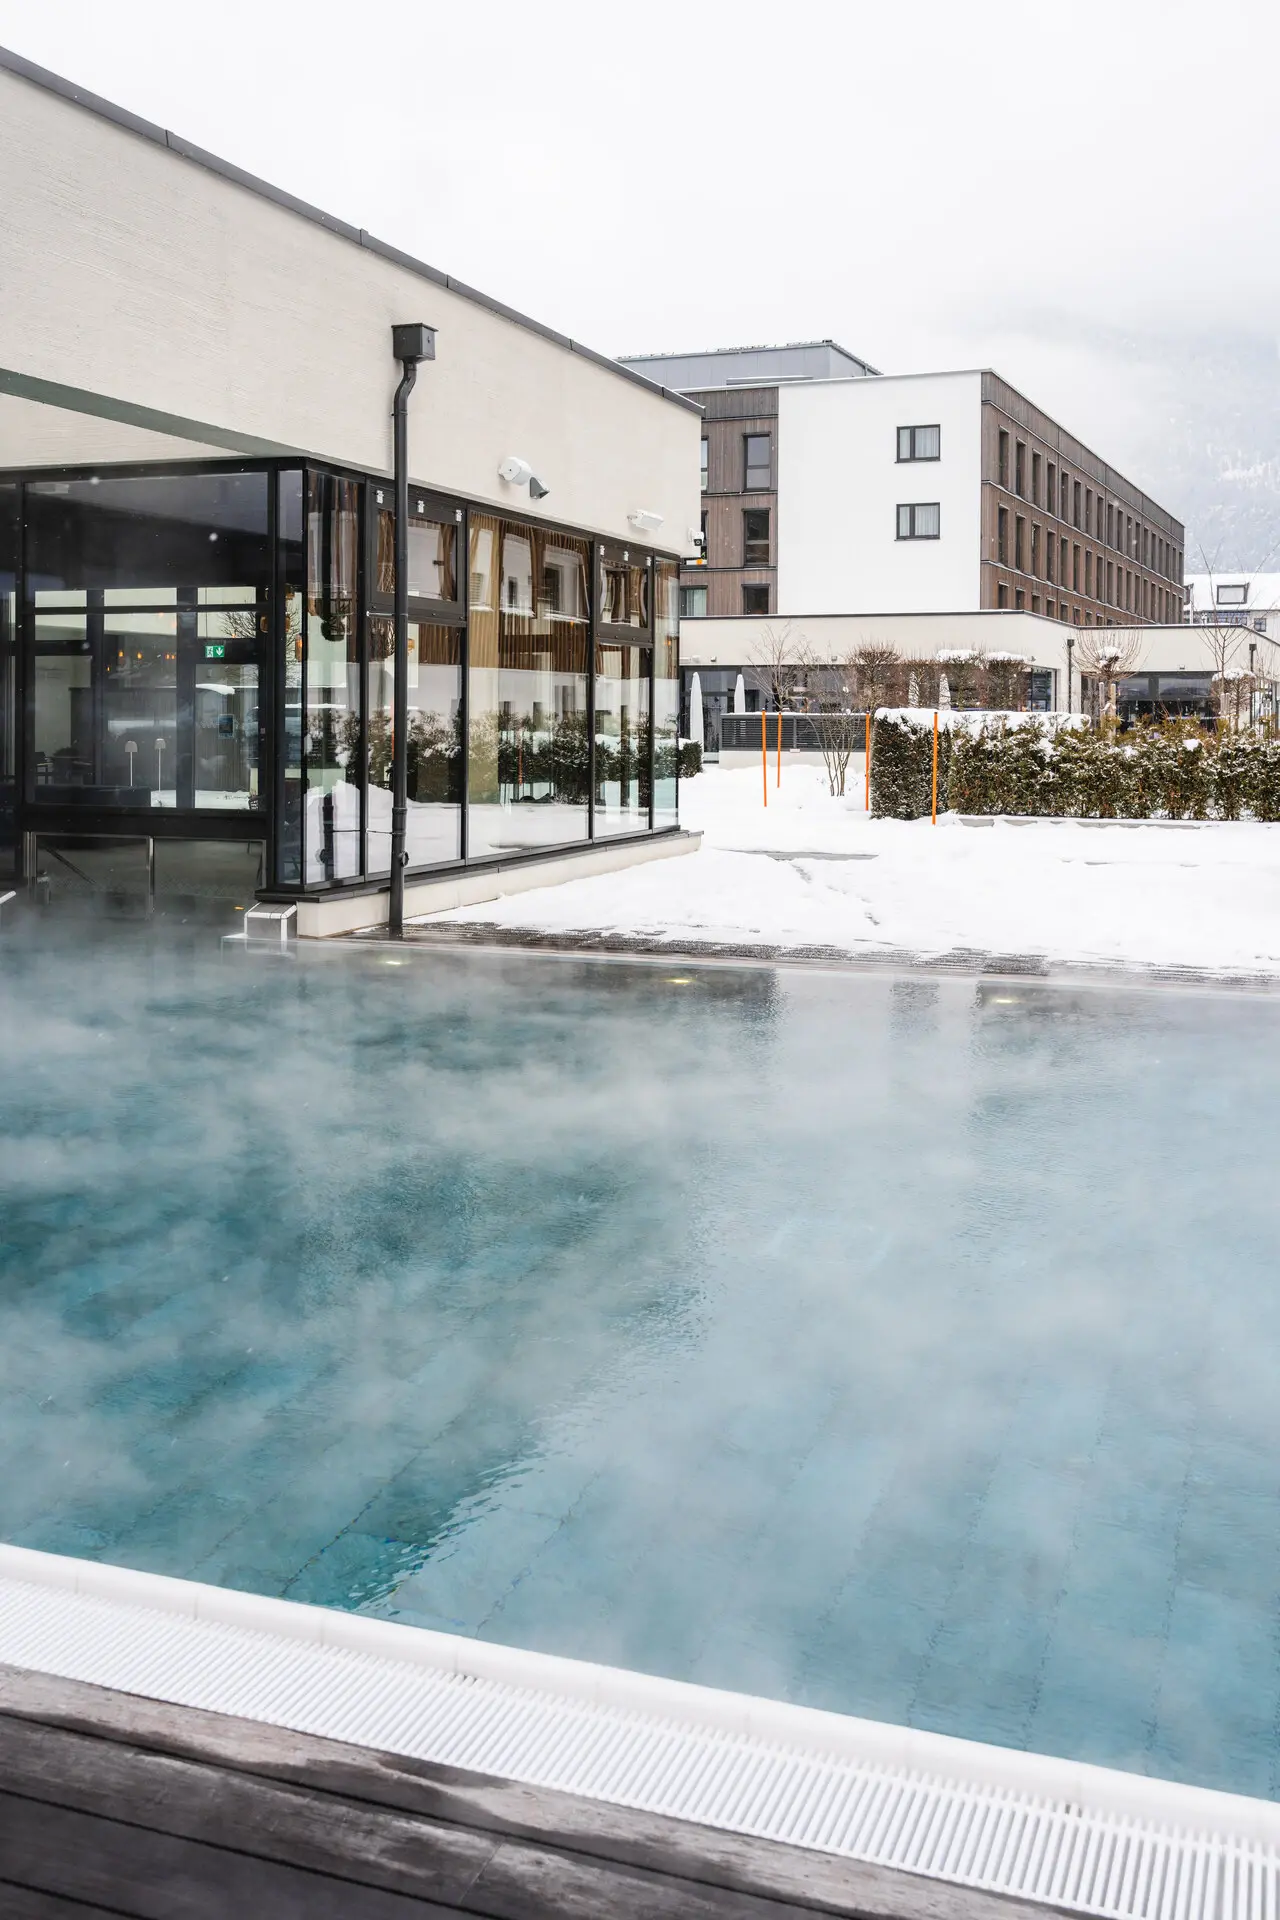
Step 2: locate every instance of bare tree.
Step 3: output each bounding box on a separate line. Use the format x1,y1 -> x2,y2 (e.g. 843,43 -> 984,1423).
748,621 -> 807,711
1075,627 -> 1146,729
849,642 -> 901,714
796,642 -> 861,795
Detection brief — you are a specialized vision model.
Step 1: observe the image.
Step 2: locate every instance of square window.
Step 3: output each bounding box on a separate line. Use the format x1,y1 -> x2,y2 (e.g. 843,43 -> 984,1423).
679,584 -> 707,617
897,424 -> 941,461
744,434 -> 771,490
742,508 -> 770,566
742,584 -> 770,615
896,502 -> 940,539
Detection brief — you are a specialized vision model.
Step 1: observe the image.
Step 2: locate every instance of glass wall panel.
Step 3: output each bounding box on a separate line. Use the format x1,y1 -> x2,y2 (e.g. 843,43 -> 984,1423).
24,472 -> 270,813
365,619 -> 462,873
102,611 -> 179,799
594,643 -> 650,836
0,485 -> 16,861
26,472 -> 270,597
600,548 -> 651,630
371,489 -> 459,608
653,558 -> 679,828
468,515 -> 589,857
278,472 -> 305,885
303,472 -> 361,882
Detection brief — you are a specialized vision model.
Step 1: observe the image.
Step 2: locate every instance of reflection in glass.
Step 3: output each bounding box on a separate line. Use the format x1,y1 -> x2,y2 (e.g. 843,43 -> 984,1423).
654,558 -> 679,828
33,637 -> 93,789
366,619 -> 462,873
304,473 -> 361,882
101,613 -> 180,801
600,550 -> 651,629
1,486 -> 16,848
279,472 -> 305,884
468,516 -> 590,856
26,471 -> 271,596
373,493 -> 458,605
24,473 -> 269,815
594,643 -> 650,835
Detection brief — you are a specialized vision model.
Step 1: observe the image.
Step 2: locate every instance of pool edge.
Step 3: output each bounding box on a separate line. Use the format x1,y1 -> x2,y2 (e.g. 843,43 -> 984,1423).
1,1539 -> 1278,1920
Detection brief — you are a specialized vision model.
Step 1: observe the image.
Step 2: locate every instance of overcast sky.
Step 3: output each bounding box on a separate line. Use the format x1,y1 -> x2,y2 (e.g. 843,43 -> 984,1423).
3,0 -> 1279,564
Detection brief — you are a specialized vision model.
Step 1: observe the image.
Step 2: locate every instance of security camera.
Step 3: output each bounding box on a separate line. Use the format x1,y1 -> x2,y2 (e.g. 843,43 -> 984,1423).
498,455 -> 533,486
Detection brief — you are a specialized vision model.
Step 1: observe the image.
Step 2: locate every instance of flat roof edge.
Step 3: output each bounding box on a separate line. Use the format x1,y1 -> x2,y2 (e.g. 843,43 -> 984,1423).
0,43 -> 701,418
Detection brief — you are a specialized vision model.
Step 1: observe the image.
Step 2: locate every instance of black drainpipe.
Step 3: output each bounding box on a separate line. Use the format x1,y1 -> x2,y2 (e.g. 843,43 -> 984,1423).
388,322 -> 436,939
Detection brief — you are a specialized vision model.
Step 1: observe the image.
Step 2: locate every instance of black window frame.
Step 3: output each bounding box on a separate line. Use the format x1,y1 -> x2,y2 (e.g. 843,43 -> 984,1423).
896,424 -> 941,463
896,502 -> 941,541
742,508 -> 770,567
741,583 -> 770,616
366,483 -> 465,623
742,433 -> 772,491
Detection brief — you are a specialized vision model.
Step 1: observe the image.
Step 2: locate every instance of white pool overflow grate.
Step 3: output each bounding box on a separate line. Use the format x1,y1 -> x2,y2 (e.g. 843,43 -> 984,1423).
0,1545 -> 1277,1920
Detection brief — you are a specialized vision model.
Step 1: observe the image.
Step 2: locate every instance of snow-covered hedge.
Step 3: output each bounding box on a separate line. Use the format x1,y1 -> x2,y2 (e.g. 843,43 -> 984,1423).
872,715 -> 1280,820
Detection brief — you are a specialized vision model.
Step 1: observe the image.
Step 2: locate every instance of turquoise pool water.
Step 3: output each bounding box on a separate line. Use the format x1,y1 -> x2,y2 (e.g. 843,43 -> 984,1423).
2,928 -> 1279,1800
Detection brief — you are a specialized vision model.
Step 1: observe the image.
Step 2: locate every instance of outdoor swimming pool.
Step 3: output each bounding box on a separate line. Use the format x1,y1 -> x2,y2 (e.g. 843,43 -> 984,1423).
2,927 -> 1279,1803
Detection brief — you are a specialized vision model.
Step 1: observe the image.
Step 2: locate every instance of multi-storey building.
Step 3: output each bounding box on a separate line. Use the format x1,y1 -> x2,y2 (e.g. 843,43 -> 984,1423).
619,342 -> 1186,743
619,344 -> 1184,632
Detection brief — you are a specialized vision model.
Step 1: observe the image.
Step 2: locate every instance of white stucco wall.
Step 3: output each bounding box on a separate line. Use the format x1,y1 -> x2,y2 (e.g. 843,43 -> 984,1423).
679,611 -> 1065,671
777,371 -> 983,613
680,614 -> 1234,687
0,64 -> 700,553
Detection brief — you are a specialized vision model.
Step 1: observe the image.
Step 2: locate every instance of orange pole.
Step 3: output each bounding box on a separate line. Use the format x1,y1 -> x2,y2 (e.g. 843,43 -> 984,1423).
931,711 -> 939,824
864,712 -> 871,811
776,709 -> 782,787
761,709 -> 768,807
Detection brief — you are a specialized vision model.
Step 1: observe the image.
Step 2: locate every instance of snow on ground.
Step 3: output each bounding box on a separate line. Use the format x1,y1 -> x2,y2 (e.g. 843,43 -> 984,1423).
418,765 -> 1280,976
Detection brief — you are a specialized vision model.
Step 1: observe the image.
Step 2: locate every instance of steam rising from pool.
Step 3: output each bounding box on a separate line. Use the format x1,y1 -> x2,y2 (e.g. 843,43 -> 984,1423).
2,923 -> 1279,1802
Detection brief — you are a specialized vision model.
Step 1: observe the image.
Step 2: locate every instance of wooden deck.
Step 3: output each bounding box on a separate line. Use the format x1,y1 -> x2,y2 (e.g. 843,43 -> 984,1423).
0,1662 -> 1072,1918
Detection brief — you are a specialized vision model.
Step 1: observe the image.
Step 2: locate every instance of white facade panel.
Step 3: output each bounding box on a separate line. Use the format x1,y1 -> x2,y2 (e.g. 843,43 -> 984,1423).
777,372 -> 983,614
680,611 -> 1064,671
0,66 -> 699,552
680,613 -> 1230,683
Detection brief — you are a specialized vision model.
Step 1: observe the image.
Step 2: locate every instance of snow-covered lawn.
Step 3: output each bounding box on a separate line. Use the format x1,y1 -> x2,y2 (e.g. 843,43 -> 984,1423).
416,765 -> 1280,976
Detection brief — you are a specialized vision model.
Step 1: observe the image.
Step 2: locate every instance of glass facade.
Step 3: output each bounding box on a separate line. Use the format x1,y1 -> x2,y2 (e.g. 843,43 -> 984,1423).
23,472 -> 270,814
594,642 -> 650,835
653,558 -> 680,829
468,516 -> 590,858
303,472 -> 361,881
2,461 -> 678,895
1,484 -> 16,865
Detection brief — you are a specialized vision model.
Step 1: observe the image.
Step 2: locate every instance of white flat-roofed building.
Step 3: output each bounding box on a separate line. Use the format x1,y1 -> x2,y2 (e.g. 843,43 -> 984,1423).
0,45 -> 702,930
618,343 -> 1186,745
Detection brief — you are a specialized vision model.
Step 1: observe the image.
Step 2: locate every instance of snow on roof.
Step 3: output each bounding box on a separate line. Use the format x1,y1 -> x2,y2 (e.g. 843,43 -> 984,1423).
1185,573 -> 1280,611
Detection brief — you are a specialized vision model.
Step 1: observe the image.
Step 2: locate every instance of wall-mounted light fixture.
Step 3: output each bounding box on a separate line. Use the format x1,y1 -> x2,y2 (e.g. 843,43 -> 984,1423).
498,455 -> 549,500
627,508 -> 665,534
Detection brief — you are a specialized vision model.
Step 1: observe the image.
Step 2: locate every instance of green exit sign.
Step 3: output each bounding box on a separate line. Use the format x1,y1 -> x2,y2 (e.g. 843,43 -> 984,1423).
204,643 -> 226,660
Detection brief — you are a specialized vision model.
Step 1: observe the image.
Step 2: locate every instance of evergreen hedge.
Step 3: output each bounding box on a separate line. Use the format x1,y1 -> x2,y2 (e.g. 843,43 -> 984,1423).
872,716 -> 1280,821
870,715 -> 954,819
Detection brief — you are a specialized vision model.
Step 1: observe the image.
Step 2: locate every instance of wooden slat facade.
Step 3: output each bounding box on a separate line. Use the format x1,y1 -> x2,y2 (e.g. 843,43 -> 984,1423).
685,386 -> 778,618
